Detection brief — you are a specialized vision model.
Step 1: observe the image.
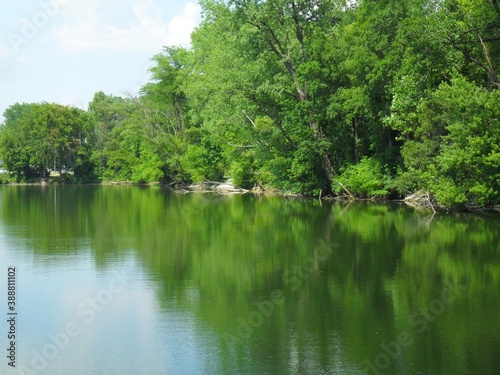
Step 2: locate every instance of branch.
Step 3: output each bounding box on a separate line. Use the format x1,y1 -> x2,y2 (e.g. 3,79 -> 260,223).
244,95 -> 298,150
291,1 -> 304,44
261,20 -> 287,56
444,36 -> 500,45
284,89 -> 301,101
243,112 -> 257,127
424,191 -> 436,214
446,35 -> 500,86
338,182 -> 355,200
251,23 -> 285,61
479,34 -> 500,85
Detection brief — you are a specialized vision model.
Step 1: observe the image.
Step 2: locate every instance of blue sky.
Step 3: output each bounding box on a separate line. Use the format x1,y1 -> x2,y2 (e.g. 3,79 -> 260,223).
0,0 -> 202,119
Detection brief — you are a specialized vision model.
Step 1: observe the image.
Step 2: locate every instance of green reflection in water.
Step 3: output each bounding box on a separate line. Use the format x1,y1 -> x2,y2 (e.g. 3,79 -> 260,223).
1,186 -> 498,375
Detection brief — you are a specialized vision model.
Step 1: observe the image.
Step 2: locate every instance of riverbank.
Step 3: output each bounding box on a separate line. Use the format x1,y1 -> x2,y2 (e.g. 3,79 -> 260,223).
2,174 -> 499,213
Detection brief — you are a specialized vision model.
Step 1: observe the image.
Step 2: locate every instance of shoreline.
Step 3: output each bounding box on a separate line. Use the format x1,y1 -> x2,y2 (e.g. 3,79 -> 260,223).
1,179 -> 499,214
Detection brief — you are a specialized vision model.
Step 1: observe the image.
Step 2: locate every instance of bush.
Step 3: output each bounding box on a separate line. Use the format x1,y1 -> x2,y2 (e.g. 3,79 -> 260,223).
0,172 -> 11,184
333,157 -> 391,198
181,144 -> 224,182
228,158 -> 254,189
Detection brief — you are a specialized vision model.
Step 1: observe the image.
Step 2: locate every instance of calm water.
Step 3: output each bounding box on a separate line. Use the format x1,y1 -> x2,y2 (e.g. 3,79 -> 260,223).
0,186 -> 498,375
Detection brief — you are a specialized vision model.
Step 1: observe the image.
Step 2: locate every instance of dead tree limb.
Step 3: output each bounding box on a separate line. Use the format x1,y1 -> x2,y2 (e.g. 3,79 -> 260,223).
338,182 -> 355,200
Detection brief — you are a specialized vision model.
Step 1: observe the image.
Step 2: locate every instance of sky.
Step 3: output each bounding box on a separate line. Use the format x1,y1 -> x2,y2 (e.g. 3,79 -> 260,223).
0,0 -> 202,120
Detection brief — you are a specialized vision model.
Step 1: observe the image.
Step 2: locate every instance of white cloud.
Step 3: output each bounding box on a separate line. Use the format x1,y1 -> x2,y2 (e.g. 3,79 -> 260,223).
166,2 -> 200,47
51,0 -> 201,52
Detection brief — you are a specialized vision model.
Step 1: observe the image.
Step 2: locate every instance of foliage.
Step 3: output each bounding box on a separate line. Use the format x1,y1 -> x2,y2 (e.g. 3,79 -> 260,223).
399,76 -> 500,206
334,156 -> 391,197
0,173 -> 11,184
0,103 -> 85,181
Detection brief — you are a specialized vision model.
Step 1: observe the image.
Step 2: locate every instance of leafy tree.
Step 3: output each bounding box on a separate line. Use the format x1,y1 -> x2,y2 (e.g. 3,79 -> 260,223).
137,47 -> 192,183
328,0 -> 411,166
0,103 -> 84,181
401,77 -> 500,206
87,91 -> 133,180
0,104 -> 34,179
185,0 -> 350,193
228,0 -> 342,187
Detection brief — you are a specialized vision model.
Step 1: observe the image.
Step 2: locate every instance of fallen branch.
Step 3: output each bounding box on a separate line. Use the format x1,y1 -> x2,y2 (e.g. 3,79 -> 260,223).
338,182 -> 355,200
423,191 -> 437,214
478,34 -> 500,86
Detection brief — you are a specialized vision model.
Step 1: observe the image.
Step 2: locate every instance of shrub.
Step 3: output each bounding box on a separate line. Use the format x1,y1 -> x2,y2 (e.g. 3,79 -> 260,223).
0,172 -> 11,184
333,157 -> 391,198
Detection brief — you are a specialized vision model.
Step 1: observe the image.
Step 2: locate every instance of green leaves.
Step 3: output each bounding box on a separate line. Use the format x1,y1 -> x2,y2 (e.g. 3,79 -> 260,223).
333,157 -> 391,198
0,103 -> 84,181
400,76 -> 500,206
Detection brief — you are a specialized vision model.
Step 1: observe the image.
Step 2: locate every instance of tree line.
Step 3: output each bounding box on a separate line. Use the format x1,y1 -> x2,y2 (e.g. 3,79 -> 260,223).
1,0 -> 499,207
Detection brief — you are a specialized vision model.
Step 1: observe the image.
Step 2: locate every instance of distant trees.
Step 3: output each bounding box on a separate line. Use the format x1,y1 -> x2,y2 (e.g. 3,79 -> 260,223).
1,0 -> 499,207
0,103 -> 85,180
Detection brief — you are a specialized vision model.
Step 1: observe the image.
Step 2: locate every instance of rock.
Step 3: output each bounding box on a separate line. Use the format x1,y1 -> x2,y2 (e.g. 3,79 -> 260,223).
404,190 -> 429,203
182,179 -> 248,193
404,190 -> 436,212
215,183 -> 247,193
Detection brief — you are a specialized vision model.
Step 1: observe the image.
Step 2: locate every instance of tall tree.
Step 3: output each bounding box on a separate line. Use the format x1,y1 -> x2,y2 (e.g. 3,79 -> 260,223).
227,0 -> 341,186
87,91 -> 131,179
137,47 -> 191,183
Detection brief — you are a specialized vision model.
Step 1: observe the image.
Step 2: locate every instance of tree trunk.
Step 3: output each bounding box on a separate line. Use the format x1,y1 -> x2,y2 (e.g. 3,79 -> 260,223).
241,1 -> 336,187
310,117 -> 335,187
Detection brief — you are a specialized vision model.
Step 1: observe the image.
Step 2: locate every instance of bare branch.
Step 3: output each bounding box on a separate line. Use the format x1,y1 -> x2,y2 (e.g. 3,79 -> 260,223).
338,182 -> 355,200
478,34 -> 500,85
291,1 -> 304,44
243,112 -> 257,127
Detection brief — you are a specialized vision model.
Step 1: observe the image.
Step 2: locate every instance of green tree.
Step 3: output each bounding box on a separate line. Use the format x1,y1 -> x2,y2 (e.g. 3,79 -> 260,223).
0,103 -> 84,181
87,91 -> 133,180
402,77 -> 500,206
137,47 -> 192,183
328,0 -> 409,166
185,0 -> 353,193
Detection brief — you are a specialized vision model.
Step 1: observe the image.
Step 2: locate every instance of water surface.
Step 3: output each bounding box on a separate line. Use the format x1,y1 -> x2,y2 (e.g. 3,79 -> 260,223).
0,186 -> 498,374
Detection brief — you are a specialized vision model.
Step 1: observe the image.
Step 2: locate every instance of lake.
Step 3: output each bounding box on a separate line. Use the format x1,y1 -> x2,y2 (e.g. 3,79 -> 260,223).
0,185 -> 498,375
